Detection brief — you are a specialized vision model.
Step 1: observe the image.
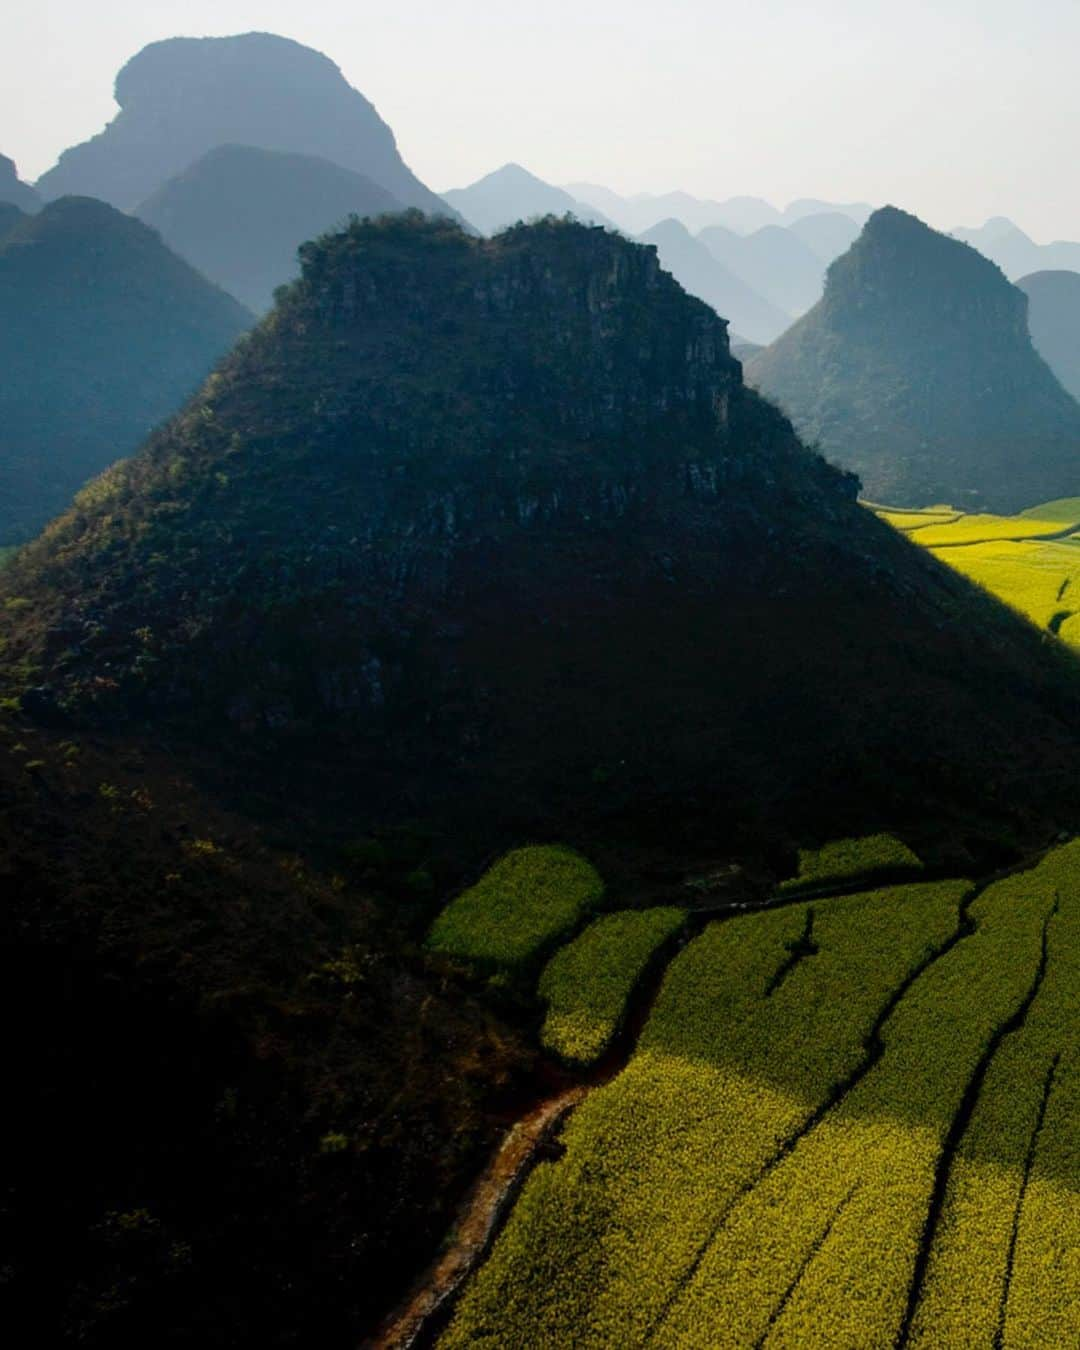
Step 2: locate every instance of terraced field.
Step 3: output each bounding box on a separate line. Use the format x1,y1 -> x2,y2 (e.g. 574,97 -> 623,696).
874,498 -> 1080,643
425,839 -> 1080,1348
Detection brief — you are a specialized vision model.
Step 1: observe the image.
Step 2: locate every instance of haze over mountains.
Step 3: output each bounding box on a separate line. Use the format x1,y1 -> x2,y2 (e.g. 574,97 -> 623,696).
442,163 -> 615,235
34,32 -> 456,220
565,184 -> 875,237
0,153 -> 40,212
135,145 -> 404,312
747,206 -> 1080,511
0,196 -> 251,545
1019,270 -> 1080,402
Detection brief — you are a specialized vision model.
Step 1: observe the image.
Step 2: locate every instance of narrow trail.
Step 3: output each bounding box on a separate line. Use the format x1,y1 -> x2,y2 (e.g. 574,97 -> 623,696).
365,1086 -> 587,1350
367,912 -> 697,1350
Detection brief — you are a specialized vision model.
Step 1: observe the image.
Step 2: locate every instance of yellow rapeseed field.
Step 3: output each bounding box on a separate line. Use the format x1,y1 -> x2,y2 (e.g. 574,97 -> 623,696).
440,841 -> 1080,1348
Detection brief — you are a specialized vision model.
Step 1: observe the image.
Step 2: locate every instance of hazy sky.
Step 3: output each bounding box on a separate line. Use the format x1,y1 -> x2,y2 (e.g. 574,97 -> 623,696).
5,0 -> 1080,239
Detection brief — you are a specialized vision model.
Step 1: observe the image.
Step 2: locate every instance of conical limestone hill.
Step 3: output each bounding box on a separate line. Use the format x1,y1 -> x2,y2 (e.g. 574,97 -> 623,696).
746,205 -> 1080,511
5,213 -> 1080,849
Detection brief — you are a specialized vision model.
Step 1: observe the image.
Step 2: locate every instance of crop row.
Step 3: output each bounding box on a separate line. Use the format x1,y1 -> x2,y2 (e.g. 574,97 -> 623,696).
654,848 -> 1061,1346
439,878 -> 968,1347
909,840 -> 1080,1346
537,907 -> 686,1065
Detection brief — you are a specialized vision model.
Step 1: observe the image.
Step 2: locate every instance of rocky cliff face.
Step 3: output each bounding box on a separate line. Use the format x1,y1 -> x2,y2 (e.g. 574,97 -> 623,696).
35,32 -> 458,221
6,215 -> 1080,848
747,206 -> 1080,511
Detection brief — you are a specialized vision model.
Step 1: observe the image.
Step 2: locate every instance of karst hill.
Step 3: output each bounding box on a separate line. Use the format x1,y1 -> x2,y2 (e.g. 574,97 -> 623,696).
5,214 -> 1080,849
747,206 -> 1080,511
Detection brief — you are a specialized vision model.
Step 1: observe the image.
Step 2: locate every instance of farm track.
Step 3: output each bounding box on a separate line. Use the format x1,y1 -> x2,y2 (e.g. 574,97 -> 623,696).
366,1086 -> 587,1350
368,907 -> 699,1349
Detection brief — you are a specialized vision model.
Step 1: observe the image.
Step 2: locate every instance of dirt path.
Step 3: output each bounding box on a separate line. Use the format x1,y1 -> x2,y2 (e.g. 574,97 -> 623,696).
366,1086 -> 587,1350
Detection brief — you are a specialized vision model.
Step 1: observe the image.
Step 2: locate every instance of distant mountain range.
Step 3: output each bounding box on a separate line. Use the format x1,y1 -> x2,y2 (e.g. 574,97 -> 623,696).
639,218 -> 792,344
565,184 -> 875,236
442,163 -> 615,234
0,196 -> 251,545
136,144 -> 405,312
35,32 -> 457,222
747,206 -> 1080,512
0,154 -> 40,212
950,217 -> 1080,280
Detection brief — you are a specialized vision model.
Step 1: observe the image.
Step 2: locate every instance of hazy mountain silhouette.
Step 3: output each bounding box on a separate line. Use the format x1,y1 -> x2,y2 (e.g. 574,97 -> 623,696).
747,206 -> 1080,511
566,184 -> 873,238
136,144 -> 404,311
442,163 -> 616,234
0,153 -> 40,211
781,197 -> 873,225
0,196 -> 251,545
569,186 -> 781,235
0,202 -> 25,241
35,33 -> 458,222
1018,270 -> 1080,402
640,218 -> 791,343
953,217 -> 1080,280
6,214 -> 1080,852
787,210 -> 861,261
698,222 -> 826,317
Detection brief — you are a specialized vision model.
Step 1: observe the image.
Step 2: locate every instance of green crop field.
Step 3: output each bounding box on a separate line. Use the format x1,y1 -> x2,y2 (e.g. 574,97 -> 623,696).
437,841 -> 1080,1348
426,844 -> 604,970
875,499 -> 1080,647
537,907 -> 686,1065
779,832 -> 923,892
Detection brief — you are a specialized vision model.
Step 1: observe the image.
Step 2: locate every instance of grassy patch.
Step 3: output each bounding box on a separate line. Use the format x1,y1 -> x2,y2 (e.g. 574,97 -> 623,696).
779,832 -> 923,893
426,845 -> 604,971
538,907 -> 686,1065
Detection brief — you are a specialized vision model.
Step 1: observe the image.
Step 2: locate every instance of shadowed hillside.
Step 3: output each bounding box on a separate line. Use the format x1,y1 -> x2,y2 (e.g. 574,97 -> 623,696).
5,214 -> 1080,855
747,207 -> 1080,511
0,196 -> 251,546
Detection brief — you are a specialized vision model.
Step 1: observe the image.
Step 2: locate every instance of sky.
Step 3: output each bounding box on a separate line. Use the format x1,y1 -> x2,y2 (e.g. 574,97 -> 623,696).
4,0 -> 1080,240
